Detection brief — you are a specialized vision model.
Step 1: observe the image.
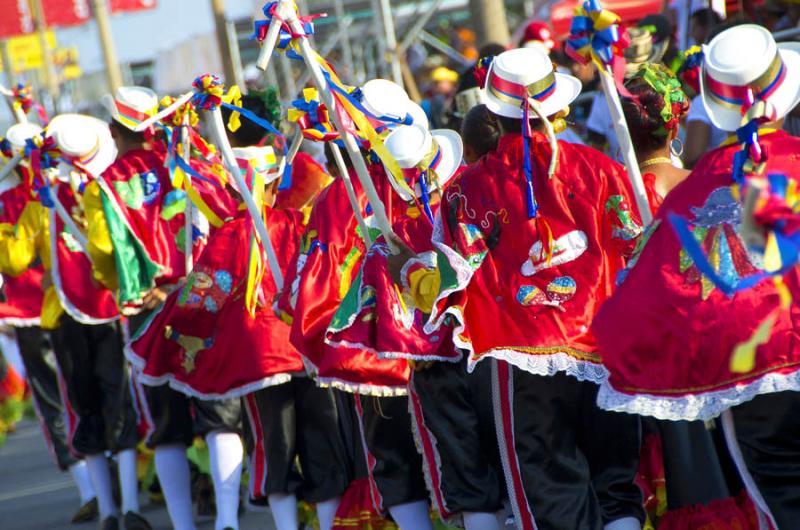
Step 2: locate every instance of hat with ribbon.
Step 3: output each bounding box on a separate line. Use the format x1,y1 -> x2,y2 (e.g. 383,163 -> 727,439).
700,24 -> 800,132
102,86 -> 160,131
382,124 -> 463,221
360,79 -> 429,130
483,47 -> 581,218
46,114 -> 118,178
5,123 -> 44,151
623,27 -> 668,78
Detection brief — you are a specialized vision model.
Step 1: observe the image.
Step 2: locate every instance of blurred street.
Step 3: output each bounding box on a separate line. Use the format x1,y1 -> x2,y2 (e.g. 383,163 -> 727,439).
0,420 -> 275,530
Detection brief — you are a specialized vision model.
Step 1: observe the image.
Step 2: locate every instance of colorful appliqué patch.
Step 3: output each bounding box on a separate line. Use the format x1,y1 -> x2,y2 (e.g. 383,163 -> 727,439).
617,219 -> 661,285
141,170 -> 161,204
114,175 -> 144,210
455,223 -> 488,270
677,187 -> 761,300
178,266 -> 233,313
605,195 -> 644,241
516,276 -> 577,310
164,325 -> 214,374
521,230 -> 588,276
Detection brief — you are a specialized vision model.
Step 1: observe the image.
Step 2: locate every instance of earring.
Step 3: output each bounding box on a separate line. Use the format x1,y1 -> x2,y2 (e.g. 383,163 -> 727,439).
670,137 -> 684,158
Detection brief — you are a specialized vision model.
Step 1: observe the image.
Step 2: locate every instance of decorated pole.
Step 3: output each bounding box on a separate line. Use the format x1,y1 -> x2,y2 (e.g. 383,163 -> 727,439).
0,84 -> 28,124
286,129 -> 304,164
0,153 -> 22,181
181,114 -> 194,273
567,0 -> 653,225
598,68 -> 652,225
199,83 -> 284,290
254,2 -> 288,72
329,143 -> 373,246
259,0 -> 396,241
53,187 -> 90,250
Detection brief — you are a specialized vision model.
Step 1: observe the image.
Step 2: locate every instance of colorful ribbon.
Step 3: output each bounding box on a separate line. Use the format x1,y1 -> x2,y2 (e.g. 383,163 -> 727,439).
191,74 -> 243,131
566,0 -> 630,94
288,88 -> 340,142
12,83 -> 49,125
250,1 -> 325,59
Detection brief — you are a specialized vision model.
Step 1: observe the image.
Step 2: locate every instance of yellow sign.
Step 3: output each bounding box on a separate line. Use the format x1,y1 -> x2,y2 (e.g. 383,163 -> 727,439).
54,46 -> 81,80
1,31 -> 57,74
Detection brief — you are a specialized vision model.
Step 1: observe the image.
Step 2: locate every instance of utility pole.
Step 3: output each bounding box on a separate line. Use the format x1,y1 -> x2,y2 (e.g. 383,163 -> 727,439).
91,0 -> 123,93
30,0 -> 60,111
469,0 -> 511,47
210,0 -> 238,86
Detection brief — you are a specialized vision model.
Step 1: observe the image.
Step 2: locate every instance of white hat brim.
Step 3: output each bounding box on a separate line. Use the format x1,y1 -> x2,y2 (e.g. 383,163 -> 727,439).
429,129 -> 463,193
484,72 -> 582,119
701,42 -> 800,132
383,128 -> 463,202
82,119 -> 118,177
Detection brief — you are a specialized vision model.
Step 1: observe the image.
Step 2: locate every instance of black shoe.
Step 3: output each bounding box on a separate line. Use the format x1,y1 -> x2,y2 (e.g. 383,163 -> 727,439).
100,516 -> 119,530
71,497 -> 99,524
122,511 -> 152,530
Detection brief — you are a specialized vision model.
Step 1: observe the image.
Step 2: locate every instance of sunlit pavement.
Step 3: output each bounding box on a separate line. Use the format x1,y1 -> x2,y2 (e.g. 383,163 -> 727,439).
0,419 -> 275,530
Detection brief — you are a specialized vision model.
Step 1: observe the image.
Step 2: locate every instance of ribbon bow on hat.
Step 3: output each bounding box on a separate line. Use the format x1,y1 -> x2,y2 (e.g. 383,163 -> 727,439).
566,0 -> 631,94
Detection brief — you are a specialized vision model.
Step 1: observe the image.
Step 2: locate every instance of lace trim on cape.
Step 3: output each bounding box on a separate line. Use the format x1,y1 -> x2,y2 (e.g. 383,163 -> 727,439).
596,368 -> 800,421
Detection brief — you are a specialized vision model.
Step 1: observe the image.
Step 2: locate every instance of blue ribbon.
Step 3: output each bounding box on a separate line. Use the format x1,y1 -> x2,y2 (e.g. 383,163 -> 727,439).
521,105 -> 538,219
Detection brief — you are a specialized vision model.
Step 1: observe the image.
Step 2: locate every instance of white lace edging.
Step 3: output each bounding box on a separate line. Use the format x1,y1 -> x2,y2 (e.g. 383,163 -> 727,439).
126,342 -> 293,400
315,375 -> 409,397
596,368 -> 800,421
470,348 -> 608,385
0,317 -> 40,327
325,337 -> 461,364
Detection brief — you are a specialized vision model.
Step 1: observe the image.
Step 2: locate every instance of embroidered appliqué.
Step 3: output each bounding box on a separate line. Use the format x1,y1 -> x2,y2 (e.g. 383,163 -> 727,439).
164,325 -> 214,374
617,219 -> 661,285
178,267 -> 233,313
516,276 -> 577,309
454,223 -> 488,271
605,195 -> 643,241
677,187 -> 762,300
114,175 -> 144,210
521,230 -> 588,276
141,170 -> 160,204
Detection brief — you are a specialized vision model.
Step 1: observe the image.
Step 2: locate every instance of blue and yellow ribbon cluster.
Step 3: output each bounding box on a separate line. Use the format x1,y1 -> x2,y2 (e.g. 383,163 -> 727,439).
566,0 -> 627,69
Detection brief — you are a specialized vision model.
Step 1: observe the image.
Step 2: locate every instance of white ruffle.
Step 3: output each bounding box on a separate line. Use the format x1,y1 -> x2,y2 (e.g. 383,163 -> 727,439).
325,337 -> 461,363
126,341 -> 294,400
315,375 -> 409,397
596,368 -> 800,421
470,348 -> 608,384
0,317 -> 40,327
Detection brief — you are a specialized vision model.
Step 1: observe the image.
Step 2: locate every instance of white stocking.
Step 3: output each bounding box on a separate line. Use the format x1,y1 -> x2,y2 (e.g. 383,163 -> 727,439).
206,430 -> 243,530
268,493 -> 298,530
154,444 -> 196,530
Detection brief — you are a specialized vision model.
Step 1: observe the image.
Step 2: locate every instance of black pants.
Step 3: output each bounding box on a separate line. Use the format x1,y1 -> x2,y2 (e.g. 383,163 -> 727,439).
409,359 -> 505,520
50,314 -> 139,455
358,394 -> 428,511
732,390 -> 800,529
492,361 -> 644,530
15,326 -> 77,470
242,377 -> 350,503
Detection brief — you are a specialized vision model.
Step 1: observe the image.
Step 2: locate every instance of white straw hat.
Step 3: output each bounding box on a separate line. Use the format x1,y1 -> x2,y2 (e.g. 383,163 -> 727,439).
483,47 -> 581,119
382,124 -> 463,202
361,79 -> 429,129
232,146 -> 282,191
46,114 -> 118,178
102,86 -> 160,131
700,24 -> 800,132
5,123 -> 43,150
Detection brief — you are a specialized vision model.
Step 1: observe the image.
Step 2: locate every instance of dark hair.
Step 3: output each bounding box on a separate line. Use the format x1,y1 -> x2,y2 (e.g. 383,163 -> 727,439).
494,114 -> 546,135
691,8 -> 723,31
323,142 -> 353,172
221,94 -> 277,147
109,120 -> 146,145
461,104 -> 499,158
479,43 -> 507,58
